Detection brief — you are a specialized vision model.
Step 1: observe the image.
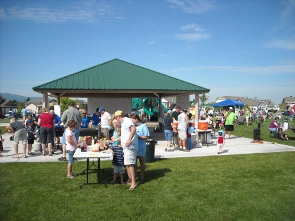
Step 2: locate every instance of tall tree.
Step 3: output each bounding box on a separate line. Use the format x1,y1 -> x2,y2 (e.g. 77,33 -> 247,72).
200,93 -> 209,106
60,97 -> 77,112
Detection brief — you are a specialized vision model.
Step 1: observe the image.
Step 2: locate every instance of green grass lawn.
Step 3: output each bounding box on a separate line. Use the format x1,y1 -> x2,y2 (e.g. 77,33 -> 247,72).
1,152 -> 295,220
231,117 -> 295,147
0,118 -> 295,220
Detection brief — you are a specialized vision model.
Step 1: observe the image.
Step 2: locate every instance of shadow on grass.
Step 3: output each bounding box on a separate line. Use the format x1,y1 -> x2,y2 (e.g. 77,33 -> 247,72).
73,158 -> 170,186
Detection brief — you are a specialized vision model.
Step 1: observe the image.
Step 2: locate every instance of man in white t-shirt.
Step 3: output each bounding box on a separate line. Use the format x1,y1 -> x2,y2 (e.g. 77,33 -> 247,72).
114,110 -> 138,190
99,107 -> 111,139
177,109 -> 189,152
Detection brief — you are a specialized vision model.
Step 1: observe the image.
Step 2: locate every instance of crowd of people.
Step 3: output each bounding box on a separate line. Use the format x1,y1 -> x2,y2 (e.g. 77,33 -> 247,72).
3,102 -> 294,190
5,103 -> 150,191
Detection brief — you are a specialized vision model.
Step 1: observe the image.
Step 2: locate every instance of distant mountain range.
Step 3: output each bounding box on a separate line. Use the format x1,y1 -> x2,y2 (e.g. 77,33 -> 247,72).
1,93 -> 42,102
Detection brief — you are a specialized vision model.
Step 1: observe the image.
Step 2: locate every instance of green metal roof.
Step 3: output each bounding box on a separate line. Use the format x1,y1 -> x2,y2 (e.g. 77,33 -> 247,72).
33,59 -> 210,98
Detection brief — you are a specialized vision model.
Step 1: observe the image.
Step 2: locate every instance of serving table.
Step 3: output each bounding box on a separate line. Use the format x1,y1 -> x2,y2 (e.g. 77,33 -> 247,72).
74,147 -> 112,189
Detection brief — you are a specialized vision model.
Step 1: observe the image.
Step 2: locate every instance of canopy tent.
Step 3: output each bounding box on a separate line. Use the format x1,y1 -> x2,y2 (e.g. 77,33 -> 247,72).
213,99 -> 245,107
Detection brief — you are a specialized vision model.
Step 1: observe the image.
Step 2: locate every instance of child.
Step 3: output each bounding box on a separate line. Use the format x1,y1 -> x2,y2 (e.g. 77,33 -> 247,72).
26,120 -> 36,155
186,123 -> 194,150
65,120 -> 82,179
0,129 -> 4,157
111,126 -> 121,147
216,131 -> 225,154
282,118 -> 290,140
109,126 -> 125,184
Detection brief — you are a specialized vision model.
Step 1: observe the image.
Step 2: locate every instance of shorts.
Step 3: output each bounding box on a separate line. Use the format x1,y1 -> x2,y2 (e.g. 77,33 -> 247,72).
27,139 -> 34,145
113,166 -> 125,174
269,128 -> 277,133
40,127 -> 53,144
246,116 -> 250,122
67,150 -> 75,164
164,130 -> 173,142
14,128 -> 27,144
0,142 -> 3,151
217,144 -> 224,150
178,130 -> 187,140
123,147 -> 137,165
224,125 -> 234,131
137,146 -> 146,157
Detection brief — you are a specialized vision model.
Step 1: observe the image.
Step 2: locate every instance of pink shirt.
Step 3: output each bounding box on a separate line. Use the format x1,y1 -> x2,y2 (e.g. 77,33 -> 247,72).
65,128 -> 77,151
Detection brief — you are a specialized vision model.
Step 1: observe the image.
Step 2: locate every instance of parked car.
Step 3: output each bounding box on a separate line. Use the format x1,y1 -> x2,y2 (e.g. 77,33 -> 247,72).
5,111 -> 14,118
8,112 -> 22,119
282,111 -> 290,116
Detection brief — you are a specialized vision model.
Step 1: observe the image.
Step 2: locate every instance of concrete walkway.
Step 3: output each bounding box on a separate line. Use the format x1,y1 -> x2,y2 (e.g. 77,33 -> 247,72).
0,129 -> 294,163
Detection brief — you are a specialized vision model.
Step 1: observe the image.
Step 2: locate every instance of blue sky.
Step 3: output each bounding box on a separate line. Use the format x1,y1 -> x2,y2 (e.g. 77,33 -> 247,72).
0,0 -> 294,105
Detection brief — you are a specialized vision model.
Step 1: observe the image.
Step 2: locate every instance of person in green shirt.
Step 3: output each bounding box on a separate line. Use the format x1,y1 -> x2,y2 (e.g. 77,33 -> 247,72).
224,107 -> 237,139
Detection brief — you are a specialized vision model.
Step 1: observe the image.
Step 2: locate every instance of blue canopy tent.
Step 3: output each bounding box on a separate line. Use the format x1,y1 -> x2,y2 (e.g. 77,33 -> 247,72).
213,99 -> 245,107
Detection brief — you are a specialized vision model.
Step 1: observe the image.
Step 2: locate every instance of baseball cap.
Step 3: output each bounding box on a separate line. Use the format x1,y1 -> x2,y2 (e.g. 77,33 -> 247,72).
114,110 -> 124,117
229,107 -> 233,110
68,102 -> 74,106
99,107 -> 105,112
26,119 -> 33,124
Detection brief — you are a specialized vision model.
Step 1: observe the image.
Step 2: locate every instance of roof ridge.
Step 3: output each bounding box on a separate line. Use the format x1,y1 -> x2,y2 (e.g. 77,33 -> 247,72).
33,59 -> 120,89
115,59 -> 209,90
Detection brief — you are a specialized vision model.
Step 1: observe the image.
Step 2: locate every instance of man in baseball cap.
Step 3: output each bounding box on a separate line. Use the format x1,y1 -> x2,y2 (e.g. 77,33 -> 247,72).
114,110 -> 138,190
224,107 -> 236,139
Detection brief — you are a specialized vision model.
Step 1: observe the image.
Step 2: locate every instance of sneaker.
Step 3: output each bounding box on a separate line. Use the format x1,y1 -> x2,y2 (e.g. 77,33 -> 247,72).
169,148 -> 174,152
165,148 -> 168,152
58,157 -> 67,161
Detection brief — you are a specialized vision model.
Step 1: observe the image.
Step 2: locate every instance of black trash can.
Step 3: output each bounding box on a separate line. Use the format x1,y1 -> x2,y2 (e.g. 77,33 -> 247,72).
253,128 -> 260,140
145,139 -> 157,163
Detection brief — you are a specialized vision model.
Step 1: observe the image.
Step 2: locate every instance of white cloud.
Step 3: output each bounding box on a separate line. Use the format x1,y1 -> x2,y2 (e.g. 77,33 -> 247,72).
175,23 -> 210,42
167,0 -> 217,14
0,1 -> 123,24
180,23 -> 205,32
175,32 -> 210,41
265,39 -> 295,51
280,0 -> 295,21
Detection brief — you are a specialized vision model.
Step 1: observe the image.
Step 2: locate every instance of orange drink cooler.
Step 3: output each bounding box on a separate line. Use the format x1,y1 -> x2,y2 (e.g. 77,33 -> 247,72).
173,121 -> 178,132
173,121 -> 178,128
198,120 -> 208,130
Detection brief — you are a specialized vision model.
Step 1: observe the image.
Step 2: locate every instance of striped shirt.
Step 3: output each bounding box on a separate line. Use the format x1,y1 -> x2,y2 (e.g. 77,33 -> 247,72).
110,146 -> 124,167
